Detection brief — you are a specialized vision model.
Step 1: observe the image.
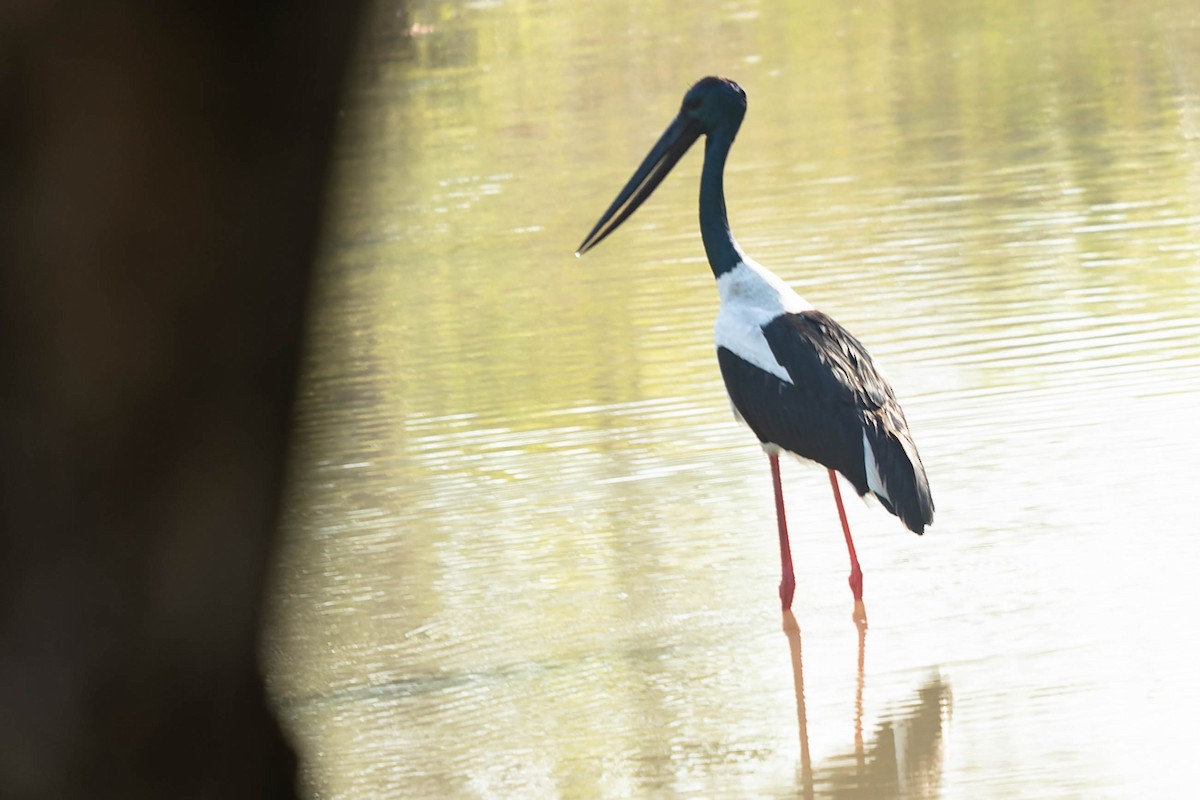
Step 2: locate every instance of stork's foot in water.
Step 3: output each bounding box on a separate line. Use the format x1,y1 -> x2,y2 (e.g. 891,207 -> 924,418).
779,572 -> 796,611
849,567 -> 867,625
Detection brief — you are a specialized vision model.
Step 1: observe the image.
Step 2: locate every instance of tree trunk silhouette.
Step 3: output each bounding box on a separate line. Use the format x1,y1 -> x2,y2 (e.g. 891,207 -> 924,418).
1,2 -> 366,796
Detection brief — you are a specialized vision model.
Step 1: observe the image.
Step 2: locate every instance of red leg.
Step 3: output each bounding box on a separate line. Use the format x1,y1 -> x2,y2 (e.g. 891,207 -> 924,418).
771,453 -> 796,610
828,469 -> 867,623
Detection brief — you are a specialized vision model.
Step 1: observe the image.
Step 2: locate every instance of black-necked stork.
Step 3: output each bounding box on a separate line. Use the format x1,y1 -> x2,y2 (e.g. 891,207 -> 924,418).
576,77 -> 934,618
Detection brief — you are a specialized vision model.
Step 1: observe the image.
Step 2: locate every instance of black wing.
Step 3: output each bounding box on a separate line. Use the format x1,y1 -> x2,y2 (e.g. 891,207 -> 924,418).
718,309 -> 934,533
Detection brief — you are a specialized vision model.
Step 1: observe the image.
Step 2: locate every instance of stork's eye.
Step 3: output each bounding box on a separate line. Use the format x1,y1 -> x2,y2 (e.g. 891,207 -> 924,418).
683,96 -> 702,111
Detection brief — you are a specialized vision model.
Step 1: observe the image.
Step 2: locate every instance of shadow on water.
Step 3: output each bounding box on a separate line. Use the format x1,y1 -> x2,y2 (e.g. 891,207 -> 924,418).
783,611 -> 952,799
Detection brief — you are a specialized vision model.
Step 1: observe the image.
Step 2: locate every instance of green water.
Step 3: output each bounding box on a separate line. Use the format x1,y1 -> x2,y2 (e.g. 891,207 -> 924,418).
268,1 -> 1200,796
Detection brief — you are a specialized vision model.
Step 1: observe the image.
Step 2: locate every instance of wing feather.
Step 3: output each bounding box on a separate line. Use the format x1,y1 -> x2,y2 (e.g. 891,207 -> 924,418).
731,310 -> 934,533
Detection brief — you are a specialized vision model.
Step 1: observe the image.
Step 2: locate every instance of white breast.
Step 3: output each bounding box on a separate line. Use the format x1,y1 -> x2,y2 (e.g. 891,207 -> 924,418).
714,259 -> 812,384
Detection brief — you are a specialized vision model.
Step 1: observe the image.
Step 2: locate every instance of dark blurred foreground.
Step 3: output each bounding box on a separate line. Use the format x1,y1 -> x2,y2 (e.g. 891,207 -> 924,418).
1,2 -> 363,796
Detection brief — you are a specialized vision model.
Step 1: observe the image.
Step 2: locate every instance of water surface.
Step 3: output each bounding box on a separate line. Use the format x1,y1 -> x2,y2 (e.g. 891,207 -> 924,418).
268,2 -> 1200,797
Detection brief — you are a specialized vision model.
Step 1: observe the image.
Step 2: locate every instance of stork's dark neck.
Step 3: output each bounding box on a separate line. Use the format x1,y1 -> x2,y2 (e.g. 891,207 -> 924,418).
698,128 -> 744,278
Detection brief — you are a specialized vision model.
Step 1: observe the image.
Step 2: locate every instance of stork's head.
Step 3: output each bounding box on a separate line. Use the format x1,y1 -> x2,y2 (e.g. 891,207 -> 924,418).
575,76 -> 747,256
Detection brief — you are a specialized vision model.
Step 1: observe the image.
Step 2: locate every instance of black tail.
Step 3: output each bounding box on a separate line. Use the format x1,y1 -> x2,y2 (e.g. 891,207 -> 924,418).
863,415 -> 934,534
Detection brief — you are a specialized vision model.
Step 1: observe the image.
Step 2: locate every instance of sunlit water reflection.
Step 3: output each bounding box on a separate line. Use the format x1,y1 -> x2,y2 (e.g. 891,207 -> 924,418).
267,1 -> 1200,797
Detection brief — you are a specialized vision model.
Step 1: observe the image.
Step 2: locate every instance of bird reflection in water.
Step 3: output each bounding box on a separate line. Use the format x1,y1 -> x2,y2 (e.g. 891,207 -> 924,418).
782,612 -> 952,798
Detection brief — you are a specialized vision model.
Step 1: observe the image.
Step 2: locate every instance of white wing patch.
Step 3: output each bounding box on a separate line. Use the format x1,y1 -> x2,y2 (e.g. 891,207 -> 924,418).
714,259 -> 813,384
862,429 -> 891,503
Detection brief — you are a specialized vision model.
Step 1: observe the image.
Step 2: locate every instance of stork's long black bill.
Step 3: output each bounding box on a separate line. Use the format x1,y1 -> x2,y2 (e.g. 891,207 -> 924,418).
576,114 -> 702,255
